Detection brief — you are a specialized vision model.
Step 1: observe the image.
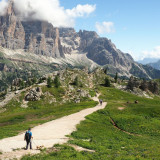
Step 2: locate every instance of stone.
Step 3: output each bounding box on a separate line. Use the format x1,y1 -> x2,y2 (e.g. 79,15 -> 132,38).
75,99 -> 80,103
25,87 -> 42,101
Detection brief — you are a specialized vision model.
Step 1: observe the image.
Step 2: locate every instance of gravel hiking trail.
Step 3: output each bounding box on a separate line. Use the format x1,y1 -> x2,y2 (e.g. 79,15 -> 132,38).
0,95 -> 107,160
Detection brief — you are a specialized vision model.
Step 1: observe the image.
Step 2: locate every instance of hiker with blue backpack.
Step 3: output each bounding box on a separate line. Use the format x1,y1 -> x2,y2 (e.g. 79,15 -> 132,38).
24,128 -> 33,150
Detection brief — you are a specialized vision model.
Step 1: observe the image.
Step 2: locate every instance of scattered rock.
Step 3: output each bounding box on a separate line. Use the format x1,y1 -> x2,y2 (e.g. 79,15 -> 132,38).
79,90 -> 89,97
21,100 -> 28,108
69,144 -> 95,153
75,99 -> 81,103
118,107 -> 125,110
25,87 -> 43,101
12,78 -> 23,86
135,100 -> 138,104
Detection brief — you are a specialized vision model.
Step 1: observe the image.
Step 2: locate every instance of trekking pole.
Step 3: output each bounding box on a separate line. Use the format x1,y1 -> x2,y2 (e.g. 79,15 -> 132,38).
32,139 -> 37,147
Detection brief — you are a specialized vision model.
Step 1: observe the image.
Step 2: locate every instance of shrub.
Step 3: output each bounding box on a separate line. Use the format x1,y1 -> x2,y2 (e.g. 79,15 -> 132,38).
104,77 -> 111,87
114,72 -> 118,83
47,77 -> 52,88
53,75 -> 61,88
73,76 -> 79,86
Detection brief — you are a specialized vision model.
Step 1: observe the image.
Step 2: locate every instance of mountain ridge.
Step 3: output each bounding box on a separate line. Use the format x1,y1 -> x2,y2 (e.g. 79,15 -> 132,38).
0,0 -> 160,83
149,60 -> 160,70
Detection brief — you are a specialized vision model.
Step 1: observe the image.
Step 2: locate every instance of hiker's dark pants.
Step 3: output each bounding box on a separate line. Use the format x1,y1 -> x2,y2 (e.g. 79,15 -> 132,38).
26,140 -> 32,149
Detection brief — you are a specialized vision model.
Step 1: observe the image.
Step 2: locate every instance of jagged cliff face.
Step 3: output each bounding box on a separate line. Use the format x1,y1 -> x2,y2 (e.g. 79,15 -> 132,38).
0,1 -> 64,58
0,1 -> 25,49
59,28 -> 133,70
59,28 -> 160,79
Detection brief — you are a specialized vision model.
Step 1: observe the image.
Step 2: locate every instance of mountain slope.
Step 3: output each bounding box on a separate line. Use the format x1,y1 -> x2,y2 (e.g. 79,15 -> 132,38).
149,60 -> 160,70
0,0 -> 160,82
137,58 -> 159,65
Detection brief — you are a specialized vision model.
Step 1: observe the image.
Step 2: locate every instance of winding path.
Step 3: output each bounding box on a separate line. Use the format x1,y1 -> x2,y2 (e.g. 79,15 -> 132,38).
0,95 -> 107,160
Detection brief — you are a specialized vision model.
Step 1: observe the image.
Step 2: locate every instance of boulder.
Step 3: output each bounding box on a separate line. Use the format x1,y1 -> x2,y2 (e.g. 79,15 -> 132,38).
25,87 -> 42,101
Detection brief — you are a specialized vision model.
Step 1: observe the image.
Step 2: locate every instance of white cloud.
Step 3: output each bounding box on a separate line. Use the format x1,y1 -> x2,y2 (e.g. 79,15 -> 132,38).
0,0 -> 8,16
66,4 -> 96,18
95,21 -> 115,34
140,46 -> 160,60
0,0 -> 96,27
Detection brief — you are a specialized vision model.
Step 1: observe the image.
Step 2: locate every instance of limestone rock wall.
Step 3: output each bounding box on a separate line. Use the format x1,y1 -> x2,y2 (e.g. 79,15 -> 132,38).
0,1 -> 64,58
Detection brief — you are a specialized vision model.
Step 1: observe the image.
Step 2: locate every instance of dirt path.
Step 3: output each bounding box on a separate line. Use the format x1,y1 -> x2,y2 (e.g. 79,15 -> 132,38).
0,95 -> 106,160
0,82 -> 46,109
0,92 -> 15,108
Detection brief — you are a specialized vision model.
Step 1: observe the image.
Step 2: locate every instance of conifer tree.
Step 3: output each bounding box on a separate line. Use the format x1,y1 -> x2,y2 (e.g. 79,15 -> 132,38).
105,77 -> 111,87
74,76 -> 79,86
47,77 -> 52,88
53,75 -> 61,88
114,72 -> 118,83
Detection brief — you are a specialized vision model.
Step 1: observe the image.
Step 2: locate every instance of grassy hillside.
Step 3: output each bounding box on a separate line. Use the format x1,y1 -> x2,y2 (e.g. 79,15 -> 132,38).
1,68 -> 160,159
0,68 -> 106,139
22,87 -> 160,160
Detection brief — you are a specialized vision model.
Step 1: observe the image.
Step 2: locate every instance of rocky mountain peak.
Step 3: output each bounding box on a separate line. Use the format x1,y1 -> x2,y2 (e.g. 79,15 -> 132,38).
0,0 -> 64,58
6,0 -> 15,15
78,30 -> 99,39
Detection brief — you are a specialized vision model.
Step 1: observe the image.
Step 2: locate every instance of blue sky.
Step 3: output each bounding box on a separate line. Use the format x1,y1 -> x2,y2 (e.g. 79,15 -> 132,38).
60,0 -> 160,60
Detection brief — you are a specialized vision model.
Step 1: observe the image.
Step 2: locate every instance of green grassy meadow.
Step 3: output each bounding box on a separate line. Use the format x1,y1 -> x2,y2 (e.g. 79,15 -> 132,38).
22,87 -> 160,160
0,86 -> 97,139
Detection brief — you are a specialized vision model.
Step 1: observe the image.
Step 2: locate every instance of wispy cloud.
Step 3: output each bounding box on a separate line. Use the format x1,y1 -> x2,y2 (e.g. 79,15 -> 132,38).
140,46 -> 160,60
95,21 -> 115,34
0,0 -> 96,27
66,4 -> 96,18
0,0 -> 8,16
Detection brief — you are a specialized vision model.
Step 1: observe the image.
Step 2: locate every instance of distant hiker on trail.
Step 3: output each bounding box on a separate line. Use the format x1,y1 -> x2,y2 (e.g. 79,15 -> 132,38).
99,99 -> 103,105
24,128 -> 33,150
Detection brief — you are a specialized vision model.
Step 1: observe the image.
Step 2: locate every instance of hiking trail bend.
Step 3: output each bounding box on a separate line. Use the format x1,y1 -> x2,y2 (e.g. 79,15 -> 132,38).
0,94 -> 107,160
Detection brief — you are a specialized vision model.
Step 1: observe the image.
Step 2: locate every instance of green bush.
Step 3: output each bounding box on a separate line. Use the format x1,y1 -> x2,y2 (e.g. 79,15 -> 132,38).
104,77 -> 111,87
53,75 -> 61,88
47,77 -> 52,88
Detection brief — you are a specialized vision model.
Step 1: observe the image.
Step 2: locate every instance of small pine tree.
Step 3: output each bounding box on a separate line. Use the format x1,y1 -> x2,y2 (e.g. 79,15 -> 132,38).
53,75 -> 61,88
38,78 -> 43,84
5,88 -> 7,95
114,72 -> 118,83
74,76 -> 79,86
32,77 -> 37,84
20,80 -> 25,89
105,77 -> 111,87
11,84 -> 13,91
47,77 -> 52,88
104,67 -> 108,75
27,79 -> 32,86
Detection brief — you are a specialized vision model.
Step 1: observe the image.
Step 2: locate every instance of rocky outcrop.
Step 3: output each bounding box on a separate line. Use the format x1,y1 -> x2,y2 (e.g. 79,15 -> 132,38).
12,78 -> 23,86
59,28 -> 133,67
86,38 -> 133,67
0,1 -> 64,58
59,28 -> 134,75
25,87 -> 42,101
22,21 -> 64,57
0,1 -> 25,49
